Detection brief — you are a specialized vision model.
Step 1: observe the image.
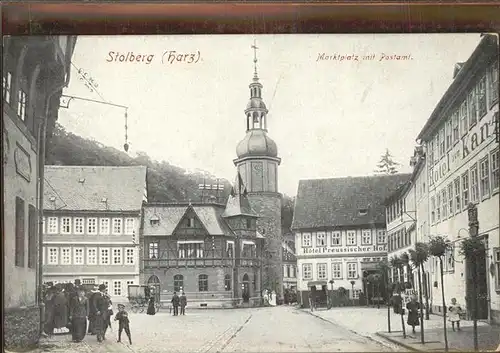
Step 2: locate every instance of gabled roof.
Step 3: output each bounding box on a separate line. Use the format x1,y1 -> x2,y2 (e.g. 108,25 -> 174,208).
291,174 -> 411,230
44,165 -> 147,212
143,203 -> 234,237
222,173 -> 258,218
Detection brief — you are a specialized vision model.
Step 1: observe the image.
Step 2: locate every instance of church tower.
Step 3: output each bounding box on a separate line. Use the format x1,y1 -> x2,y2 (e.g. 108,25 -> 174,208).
233,41 -> 283,298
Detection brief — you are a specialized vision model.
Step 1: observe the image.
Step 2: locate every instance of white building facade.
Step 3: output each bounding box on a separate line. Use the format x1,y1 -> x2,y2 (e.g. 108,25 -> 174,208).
42,166 -> 147,302
416,34 -> 499,324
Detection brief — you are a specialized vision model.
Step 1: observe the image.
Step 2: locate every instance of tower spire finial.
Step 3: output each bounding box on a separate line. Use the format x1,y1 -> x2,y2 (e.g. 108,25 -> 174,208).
251,39 -> 259,79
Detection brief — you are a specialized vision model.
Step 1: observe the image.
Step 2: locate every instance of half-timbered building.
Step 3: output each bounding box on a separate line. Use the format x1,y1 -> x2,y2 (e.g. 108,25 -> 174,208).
141,176 -> 265,308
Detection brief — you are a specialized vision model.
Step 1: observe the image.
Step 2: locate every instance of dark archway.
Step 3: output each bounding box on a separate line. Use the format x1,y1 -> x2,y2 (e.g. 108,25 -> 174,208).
242,273 -> 250,302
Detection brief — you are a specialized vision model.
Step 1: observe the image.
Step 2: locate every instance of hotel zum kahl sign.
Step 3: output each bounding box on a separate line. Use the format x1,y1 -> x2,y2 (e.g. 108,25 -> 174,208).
303,244 -> 387,255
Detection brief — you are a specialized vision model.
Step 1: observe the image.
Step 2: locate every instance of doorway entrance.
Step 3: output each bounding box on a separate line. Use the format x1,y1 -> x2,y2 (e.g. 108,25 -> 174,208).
465,237 -> 489,320
147,275 -> 161,302
242,273 -> 250,303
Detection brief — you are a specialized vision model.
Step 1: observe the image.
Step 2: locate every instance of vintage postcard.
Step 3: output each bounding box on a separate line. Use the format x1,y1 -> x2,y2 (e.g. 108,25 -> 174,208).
3,33 -> 499,352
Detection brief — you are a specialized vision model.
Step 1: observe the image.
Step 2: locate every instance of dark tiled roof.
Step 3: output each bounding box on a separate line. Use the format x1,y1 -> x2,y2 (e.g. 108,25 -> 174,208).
44,166 -> 147,212
291,174 -> 412,230
143,204 -> 234,237
222,174 -> 258,218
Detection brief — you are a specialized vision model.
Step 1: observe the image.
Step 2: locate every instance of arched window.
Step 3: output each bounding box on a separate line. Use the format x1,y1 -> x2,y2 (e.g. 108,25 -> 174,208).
224,274 -> 231,291
173,274 -> 183,292
198,274 -> 208,292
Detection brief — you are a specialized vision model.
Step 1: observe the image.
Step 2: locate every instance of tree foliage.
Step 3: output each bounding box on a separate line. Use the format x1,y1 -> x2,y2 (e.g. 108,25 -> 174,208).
409,242 -> 430,267
459,237 -> 486,260
374,148 -> 400,175
428,236 -> 450,258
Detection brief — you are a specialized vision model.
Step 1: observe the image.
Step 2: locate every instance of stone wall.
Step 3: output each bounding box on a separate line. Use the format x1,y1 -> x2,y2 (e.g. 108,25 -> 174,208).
4,305 -> 40,351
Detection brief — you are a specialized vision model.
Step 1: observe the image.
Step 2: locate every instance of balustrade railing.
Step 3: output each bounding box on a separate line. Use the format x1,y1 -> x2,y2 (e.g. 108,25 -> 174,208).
143,257 -> 261,268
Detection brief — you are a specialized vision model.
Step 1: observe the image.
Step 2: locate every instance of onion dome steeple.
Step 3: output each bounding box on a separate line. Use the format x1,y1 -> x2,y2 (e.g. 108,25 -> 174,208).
236,40 -> 278,159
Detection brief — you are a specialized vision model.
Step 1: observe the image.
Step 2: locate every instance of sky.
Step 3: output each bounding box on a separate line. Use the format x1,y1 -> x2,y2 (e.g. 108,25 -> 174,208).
58,34 -> 483,197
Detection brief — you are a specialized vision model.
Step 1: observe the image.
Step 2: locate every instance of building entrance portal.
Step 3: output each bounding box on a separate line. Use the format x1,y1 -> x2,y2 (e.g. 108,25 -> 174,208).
242,274 -> 250,303
465,239 -> 489,320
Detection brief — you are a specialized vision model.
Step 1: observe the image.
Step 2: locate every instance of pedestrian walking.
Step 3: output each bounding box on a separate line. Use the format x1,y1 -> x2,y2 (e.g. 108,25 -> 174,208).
53,285 -> 69,334
147,296 -> 156,315
308,291 -> 315,312
43,286 -> 56,337
93,284 -> 110,342
406,295 -> 420,334
448,298 -> 463,331
114,304 -> 132,345
180,292 -> 187,315
88,286 -> 100,335
69,288 -> 89,343
171,292 -> 180,316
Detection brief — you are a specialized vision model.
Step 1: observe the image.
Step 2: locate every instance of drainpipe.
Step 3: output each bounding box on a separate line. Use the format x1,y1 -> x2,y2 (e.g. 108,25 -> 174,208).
37,37 -> 74,334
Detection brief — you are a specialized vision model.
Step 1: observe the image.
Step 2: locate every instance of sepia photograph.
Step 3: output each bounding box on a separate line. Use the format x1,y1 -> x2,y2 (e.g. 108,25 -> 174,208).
2,33 -> 499,353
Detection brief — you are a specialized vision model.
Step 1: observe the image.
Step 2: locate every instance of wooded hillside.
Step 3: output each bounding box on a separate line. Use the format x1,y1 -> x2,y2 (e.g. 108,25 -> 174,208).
46,124 -> 295,233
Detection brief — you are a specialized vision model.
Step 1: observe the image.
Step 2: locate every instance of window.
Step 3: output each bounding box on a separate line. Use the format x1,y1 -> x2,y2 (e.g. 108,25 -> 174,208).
47,217 -> 58,234
224,274 -> 231,290
332,262 -> 342,279
352,289 -> 362,300
362,230 -> 372,245
17,89 -> 27,121
28,205 -> 36,269
113,281 -> 122,296
74,248 -> 84,265
125,248 -> 134,265
494,248 -> 500,290
442,189 -> 448,219
3,71 -> 12,103
316,232 -> 326,246
82,278 -> 96,285
468,88 -> 478,127
99,218 -> 110,235
429,140 -> 435,165
15,197 -> 25,267
187,217 -> 195,228
61,217 -> 72,234
347,263 -> 358,279
377,230 -> 386,244
246,219 -> 252,229
491,149 -> 499,191
477,76 -> 487,118
439,128 -> 446,158
444,245 -> 455,273
470,164 -> 479,203
317,263 -> 327,280
113,248 -> 122,265
331,231 -> 341,246
446,119 -> 452,150
462,172 -> 470,208
302,263 -> 312,280
112,218 -> 123,235
454,177 -> 461,213
87,248 -> 97,265
149,241 -> 159,259
198,274 -> 208,292
101,281 -> 110,291
226,241 -> 234,258
347,231 -> 356,245
125,218 -> 135,235
74,218 -> 84,234
436,193 -> 441,221
174,275 -> 184,292
48,248 -> 59,265
431,196 -> 436,223
447,183 -> 454,216
291,266 -> 296,278
178,242 -> 204,258
488,62 -> 499,106
452,111 -> 460,143
61,248 -> 71,265
126,280 -> 134,288
302,233 -> 312,247
100,248 -> 110,265
480,157 -> 490,199
87,218 -> 97,234
460,100 -> 468,136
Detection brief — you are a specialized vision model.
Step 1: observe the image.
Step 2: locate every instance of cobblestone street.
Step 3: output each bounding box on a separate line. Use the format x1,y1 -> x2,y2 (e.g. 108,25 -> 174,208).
36,306 -> 395,352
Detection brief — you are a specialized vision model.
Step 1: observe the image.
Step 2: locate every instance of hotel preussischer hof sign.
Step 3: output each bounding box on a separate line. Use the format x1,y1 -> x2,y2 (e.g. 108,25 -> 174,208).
303,245 -> 387,255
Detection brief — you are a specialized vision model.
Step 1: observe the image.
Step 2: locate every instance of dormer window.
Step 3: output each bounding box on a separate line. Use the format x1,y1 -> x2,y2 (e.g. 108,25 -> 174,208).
150,215 -> 160,226
246,219 -> 252,229
187,218 -> 194,228
358,209 -> 368,216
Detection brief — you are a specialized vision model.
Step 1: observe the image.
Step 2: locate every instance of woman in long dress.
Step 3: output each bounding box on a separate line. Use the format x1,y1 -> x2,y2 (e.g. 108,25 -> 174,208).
53,286 -> 69,333
70,288 -> 89,342
147,296 -> 156,315
44,288 -> 56,336
406,295 -> 420,334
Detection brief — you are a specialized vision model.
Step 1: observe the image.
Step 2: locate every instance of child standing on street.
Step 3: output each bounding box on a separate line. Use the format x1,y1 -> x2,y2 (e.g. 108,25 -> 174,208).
114,304 -> 132,345
448,298 -> 463,331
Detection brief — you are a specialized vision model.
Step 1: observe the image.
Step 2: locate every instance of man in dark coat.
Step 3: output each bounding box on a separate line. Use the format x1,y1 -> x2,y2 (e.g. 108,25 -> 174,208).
88,286 -> 100,335
180,292 -> 187,315
171,292 -> 180,316
93,284 -> 110,342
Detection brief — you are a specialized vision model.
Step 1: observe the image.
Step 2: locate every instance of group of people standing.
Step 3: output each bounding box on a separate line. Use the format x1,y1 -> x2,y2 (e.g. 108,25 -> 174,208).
170,291 -> 187,315
43,281 -> 132,345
